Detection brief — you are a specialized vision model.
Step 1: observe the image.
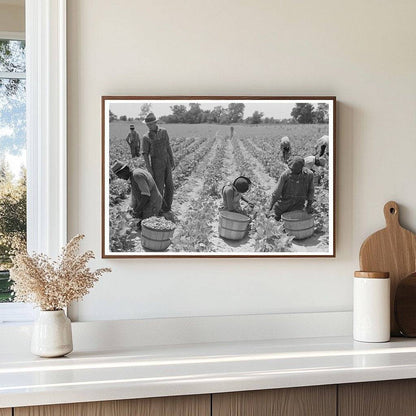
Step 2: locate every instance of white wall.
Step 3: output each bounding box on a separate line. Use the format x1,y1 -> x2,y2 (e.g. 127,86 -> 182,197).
0,3 -> 24,32
67,0 -> 416,322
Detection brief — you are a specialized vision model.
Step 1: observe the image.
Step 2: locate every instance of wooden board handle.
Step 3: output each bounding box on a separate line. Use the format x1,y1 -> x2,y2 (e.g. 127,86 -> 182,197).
384,201 -> 400,228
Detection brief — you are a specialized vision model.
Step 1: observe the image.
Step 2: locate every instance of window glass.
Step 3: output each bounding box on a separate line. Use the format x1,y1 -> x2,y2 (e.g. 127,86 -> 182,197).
0,40 -> 26,73
0,39 -> 26,303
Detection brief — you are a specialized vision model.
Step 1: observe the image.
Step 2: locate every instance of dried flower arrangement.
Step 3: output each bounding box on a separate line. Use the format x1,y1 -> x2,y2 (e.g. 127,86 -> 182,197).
10,235 -> 111,311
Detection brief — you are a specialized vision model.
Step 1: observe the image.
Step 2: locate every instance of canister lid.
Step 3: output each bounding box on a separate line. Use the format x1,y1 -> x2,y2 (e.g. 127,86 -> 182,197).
354,271 -> 390,279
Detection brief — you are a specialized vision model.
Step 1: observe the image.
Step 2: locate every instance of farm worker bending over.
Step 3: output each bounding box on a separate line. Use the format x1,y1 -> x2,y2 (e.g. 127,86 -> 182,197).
280,136 -> 291,163
142,113 -> 175,213
304,155 -> 326,171
304,155 -> 326,186
126,124 -> 140,157
316,135 -> 329,157
222,176 -> 254,213
112,160 -> 162,220
269,156 -> 314,221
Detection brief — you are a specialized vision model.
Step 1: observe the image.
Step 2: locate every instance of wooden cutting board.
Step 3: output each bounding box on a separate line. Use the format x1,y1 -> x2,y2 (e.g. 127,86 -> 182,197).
395,273 -> 416,337
359,201 -> 416,336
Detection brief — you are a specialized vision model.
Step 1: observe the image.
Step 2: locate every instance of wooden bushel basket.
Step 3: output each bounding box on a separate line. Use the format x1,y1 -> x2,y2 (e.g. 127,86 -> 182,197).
218,211 -> 250,241
141,224 -> 174,251
281,210 -> 314,240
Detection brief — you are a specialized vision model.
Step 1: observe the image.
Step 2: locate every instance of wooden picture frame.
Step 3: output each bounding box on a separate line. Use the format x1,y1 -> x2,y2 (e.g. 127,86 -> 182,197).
102,96 -> 336,258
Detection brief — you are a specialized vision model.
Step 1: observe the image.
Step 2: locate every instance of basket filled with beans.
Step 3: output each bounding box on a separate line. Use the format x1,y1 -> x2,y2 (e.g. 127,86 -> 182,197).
141,217 -> 176,251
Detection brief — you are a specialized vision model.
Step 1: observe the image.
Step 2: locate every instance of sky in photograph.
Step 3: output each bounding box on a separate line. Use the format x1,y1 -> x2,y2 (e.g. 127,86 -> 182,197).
110,100 -> 300,120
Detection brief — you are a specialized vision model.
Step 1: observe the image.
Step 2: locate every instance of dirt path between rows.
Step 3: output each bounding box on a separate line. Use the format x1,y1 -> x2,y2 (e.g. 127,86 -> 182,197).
248,139 -> 288,174
208,137 -> 252,252
207,136 -> 279,252
172,138 -> 220,219
165,137 -> 221,251
218,138 -> 275,252
239,139 -> 277,194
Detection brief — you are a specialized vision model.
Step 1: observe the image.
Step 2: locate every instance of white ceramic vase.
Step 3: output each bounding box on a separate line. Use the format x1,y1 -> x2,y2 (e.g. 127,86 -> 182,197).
31,310 -> 73,357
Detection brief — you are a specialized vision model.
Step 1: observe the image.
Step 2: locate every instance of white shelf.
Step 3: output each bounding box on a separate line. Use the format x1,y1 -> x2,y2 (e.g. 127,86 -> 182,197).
2,335 -> 416,408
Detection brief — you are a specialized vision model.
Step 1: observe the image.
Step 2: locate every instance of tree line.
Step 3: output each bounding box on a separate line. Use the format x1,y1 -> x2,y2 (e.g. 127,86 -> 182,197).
0,159 -> 26,270
110,102 -> 329,125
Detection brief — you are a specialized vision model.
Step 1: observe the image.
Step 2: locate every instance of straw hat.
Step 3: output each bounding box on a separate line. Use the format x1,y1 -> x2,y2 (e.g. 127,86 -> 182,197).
233,176 -> 251,193
144,112 -> 157,124
111,160 -> 128,175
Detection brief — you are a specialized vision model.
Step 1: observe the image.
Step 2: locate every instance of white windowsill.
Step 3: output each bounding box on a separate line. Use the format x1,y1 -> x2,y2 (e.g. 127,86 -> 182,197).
1,330 -> 416,409
0,303 -> 35,324
0,31 -> 25,40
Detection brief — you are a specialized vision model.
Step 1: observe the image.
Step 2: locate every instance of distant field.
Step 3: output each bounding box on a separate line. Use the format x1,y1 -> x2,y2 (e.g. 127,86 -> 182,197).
107,121 -> 330,254
109,121 -> 328,165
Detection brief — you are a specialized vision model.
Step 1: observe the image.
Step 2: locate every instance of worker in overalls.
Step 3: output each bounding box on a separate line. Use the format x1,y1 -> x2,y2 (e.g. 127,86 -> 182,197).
142,113 -> 175,212
126,124 -> 140,157
270,156 -> 314,220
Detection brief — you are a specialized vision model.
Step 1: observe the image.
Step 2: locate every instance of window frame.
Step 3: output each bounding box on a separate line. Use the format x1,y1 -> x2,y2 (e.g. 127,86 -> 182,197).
0,31 -> 24,41
0,31 -> 28,320
0,0 -> 67,323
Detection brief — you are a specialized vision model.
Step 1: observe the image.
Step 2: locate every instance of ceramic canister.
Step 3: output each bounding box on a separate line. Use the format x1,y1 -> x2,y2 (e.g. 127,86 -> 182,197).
353,271 -> 390,343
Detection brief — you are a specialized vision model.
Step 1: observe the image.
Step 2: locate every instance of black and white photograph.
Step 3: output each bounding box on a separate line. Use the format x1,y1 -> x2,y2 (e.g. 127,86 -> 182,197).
102,97 -> 335,257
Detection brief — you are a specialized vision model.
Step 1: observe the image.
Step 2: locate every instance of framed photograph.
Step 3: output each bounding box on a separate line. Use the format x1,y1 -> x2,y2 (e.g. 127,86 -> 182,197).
102,96 -> 336,258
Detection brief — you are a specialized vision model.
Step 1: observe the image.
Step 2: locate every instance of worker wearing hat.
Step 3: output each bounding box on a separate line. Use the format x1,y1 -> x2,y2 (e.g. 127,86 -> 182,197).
304,155 -> 326,186
142,113 -> 175,212
126,124 -> 140,158
304,155 -> 326,170
280,136 -> 291,163
269,156 -> 314,220
315,135 -> 329,158
222,176 -> 254,213
111,160 -> 162,220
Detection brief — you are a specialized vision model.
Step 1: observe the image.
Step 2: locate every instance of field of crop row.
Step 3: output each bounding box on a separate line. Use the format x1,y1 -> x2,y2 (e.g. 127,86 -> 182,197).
108,122 -> 330,253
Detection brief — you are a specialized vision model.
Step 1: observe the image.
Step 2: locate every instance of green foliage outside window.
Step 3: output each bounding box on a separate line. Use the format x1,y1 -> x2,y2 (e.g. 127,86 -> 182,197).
0,162 -> 26,302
